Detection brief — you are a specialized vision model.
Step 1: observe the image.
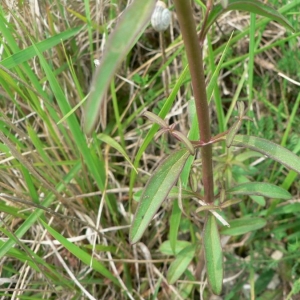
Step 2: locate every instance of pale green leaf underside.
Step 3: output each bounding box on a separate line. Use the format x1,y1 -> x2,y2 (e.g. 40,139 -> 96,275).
130,149 -> 190,244
227,182 -> 292,199
221,217 -> 266,236
203,215 -> 223,295
231,135 -> 300,175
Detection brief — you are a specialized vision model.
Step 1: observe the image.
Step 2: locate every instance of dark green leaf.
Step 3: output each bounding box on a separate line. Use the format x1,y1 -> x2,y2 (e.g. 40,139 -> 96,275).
203,215 -> 223,295
167,244 -> 196,284
227,182 -> 292,199
84,0 -> 155,133
221,217 -> 266,236
231,135 -> 300,175
130,149 -> 190,244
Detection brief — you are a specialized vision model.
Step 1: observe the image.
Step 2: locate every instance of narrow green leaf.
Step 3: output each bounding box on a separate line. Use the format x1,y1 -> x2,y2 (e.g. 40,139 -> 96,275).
235,175 -> 266,206
0,27 -> 82,69
203,215 -> 223,295
0,162 -> 81,260
57,95 -> 87,125
207,32 -> 233,102
0,202 -> 25,219
40,219 -> 120,286
83,0 -> 155,134
230,135 -> 300,175
221,217 -> 266,236
32,40 -> 106,192
271,203 -> 300,215
67,7 -> 105,32
97,133 -> 137,173
159,240 -> 192,256
227,182 -> 292,199
167,244 -> 196,284
205,0 -> 294,36
130,149 -> 190,244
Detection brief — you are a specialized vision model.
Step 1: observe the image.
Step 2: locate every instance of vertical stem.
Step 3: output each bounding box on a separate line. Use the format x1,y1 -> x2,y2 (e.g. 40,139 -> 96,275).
173,0 -> 214,203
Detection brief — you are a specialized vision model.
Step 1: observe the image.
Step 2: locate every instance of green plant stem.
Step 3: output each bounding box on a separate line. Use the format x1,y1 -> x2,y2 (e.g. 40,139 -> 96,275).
173,0 -> 214,203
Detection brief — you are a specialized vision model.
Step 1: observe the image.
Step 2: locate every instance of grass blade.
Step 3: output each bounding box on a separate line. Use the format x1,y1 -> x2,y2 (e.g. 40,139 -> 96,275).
83,0 -> 155,133
0,162 -> 81,259
40,219 -> 120,286
32,41 -> 106,192
0,27 -> 82,69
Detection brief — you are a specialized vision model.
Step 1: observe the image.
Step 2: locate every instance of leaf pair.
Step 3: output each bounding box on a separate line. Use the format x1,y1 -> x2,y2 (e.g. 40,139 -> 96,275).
143,111 -> 195,155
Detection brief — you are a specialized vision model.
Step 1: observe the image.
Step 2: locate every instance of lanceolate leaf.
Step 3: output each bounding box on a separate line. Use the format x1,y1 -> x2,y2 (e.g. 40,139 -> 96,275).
230,135 -> 300,175
0,27 -> 82,70
167,244 -> 197,284
221,217 -> 266,236
83,0 -> 155,134
227,182 -> 292,199
203,215 -> 223,295
130,149 -> 190,244
205,0 -> 294,36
